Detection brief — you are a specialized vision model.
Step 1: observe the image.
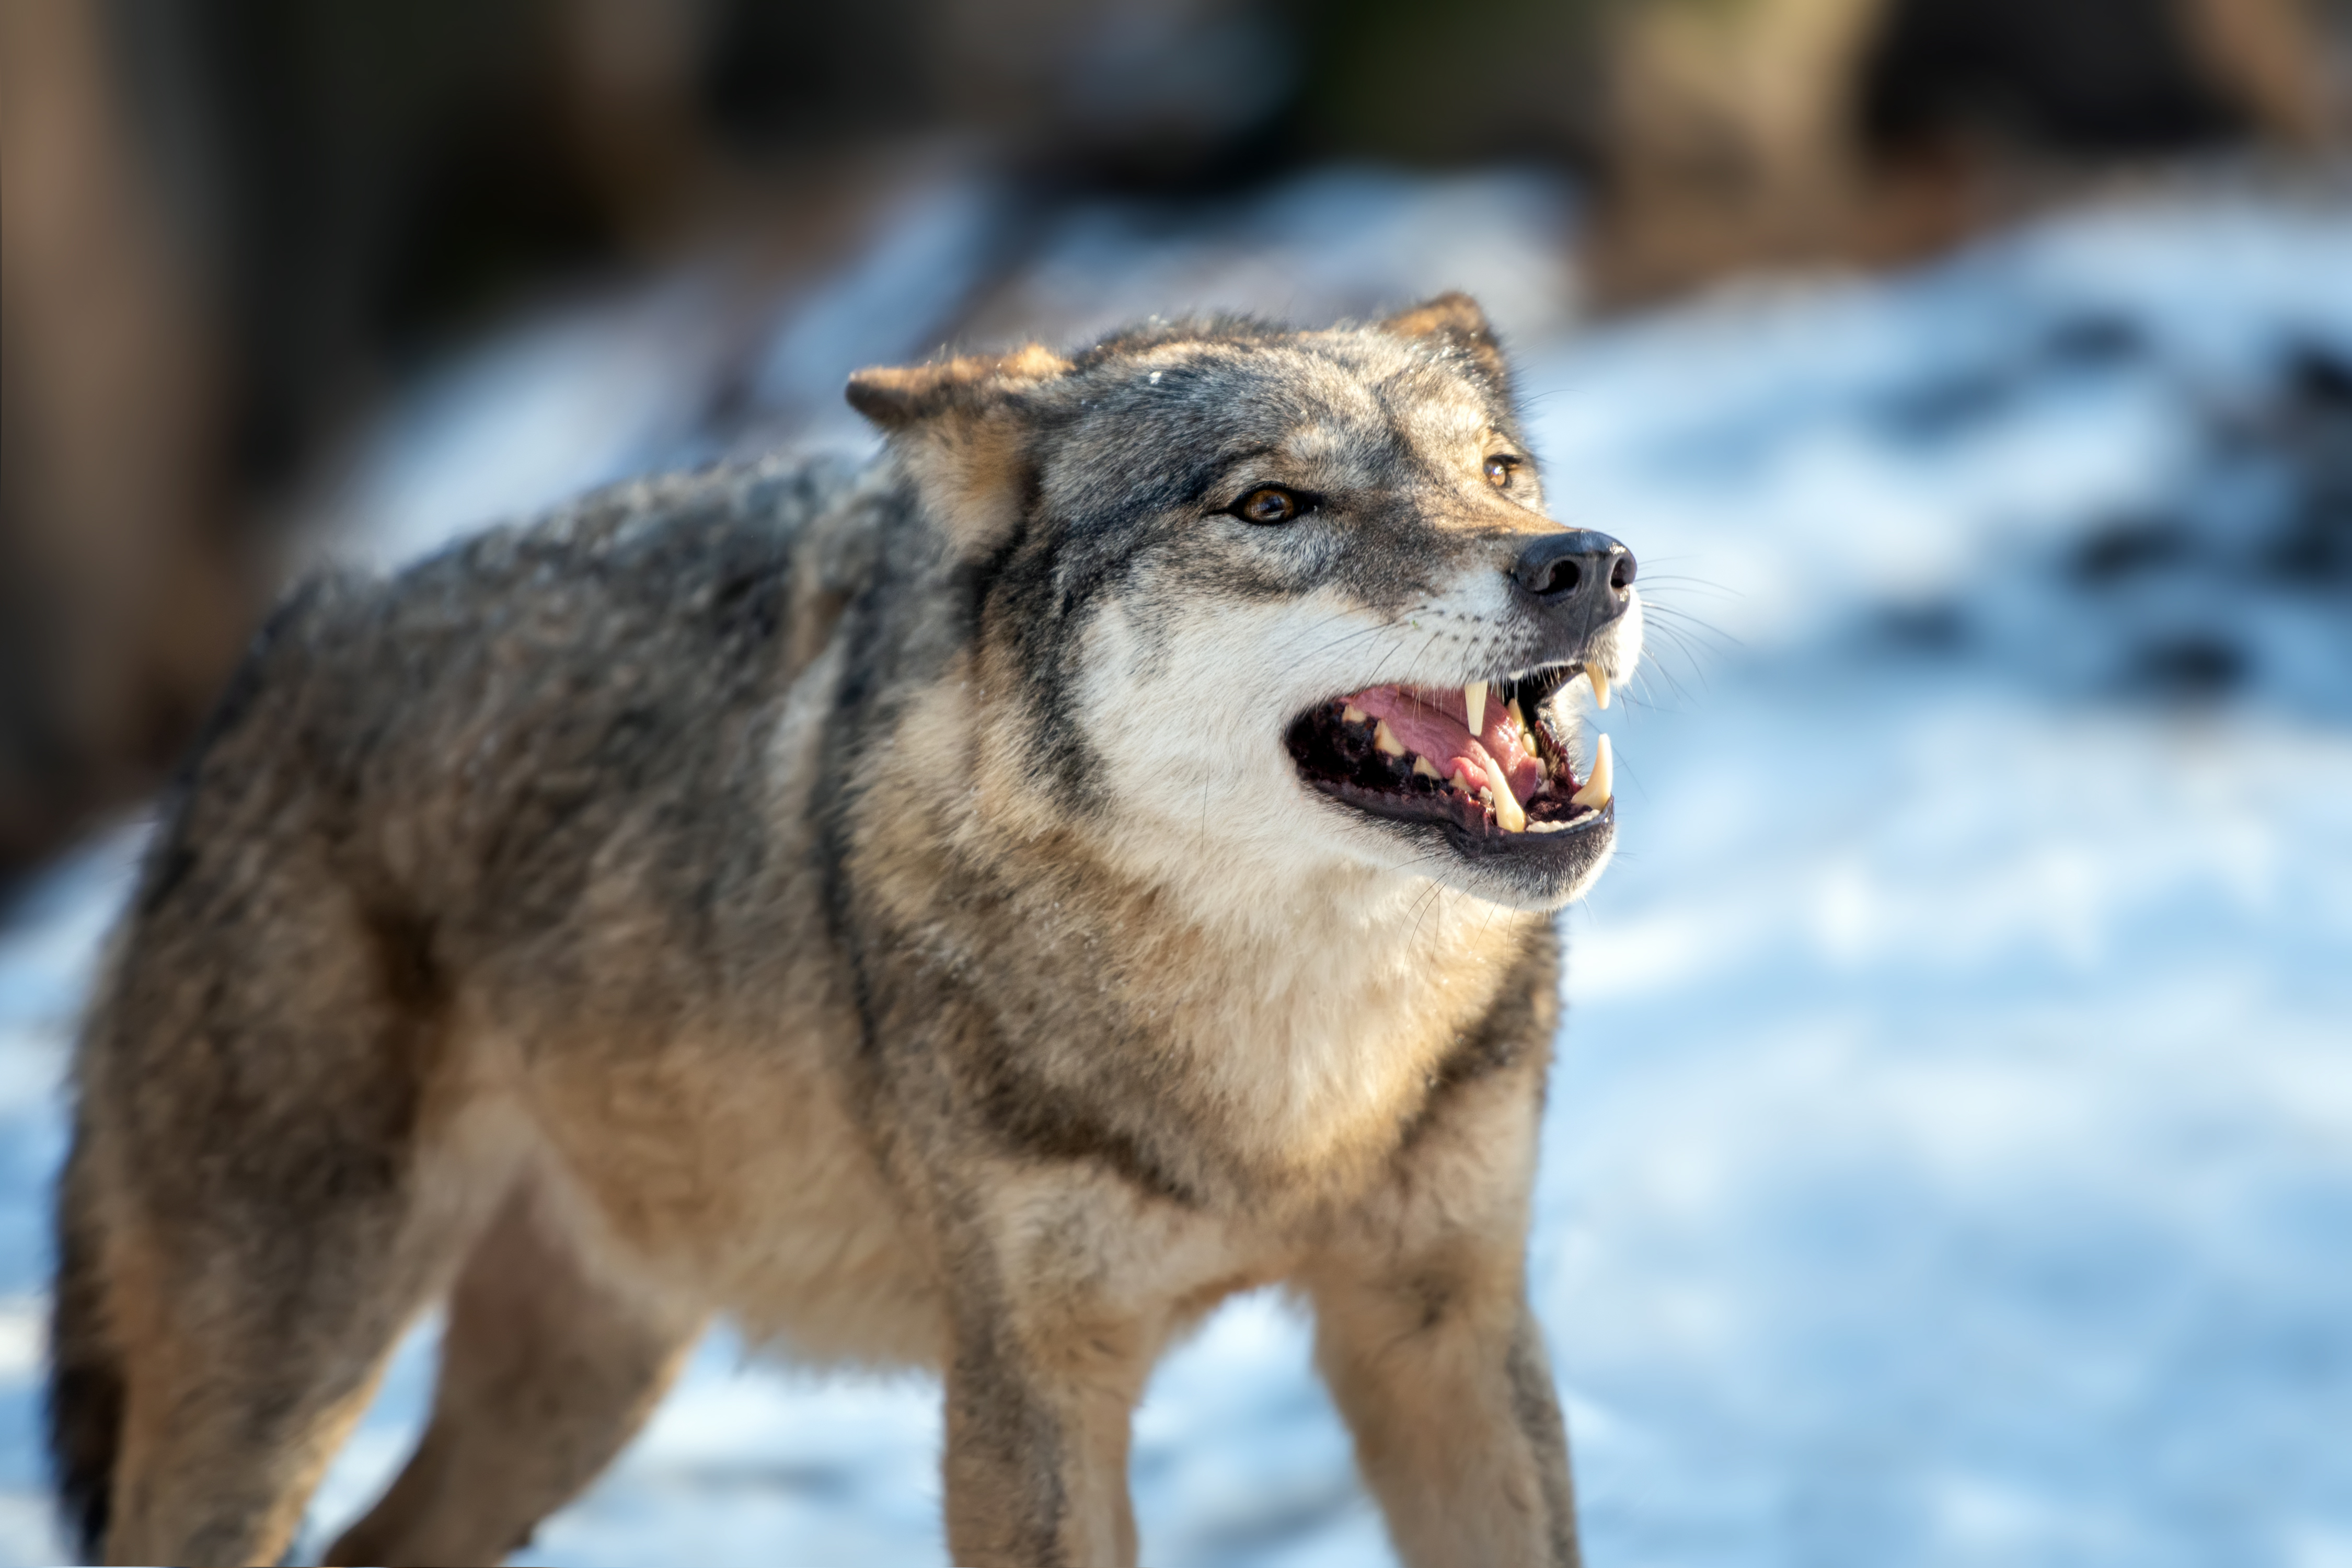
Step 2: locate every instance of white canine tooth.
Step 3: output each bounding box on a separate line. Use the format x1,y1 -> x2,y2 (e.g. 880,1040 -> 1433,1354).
1570,733 -> 1613,809
1413,756 -> 1440,779
1342,702 -> 1368,724
1464,681 -> 1487,735
1492,780 -> 1526,833
1374,719 -> 1405,756
1510,698 -> 1529,736
1589,666 -> 1611,710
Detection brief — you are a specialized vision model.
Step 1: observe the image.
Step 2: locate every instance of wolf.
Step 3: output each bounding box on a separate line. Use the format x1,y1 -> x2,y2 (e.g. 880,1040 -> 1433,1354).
47,293 -> 1641,1567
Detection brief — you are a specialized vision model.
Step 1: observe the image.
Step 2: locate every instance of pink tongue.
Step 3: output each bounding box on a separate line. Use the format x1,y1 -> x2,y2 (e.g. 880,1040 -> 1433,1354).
1350,686 -> 1546,804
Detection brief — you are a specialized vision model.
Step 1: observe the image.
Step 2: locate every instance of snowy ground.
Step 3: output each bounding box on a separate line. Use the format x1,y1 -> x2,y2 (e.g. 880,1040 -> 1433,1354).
3,176 -> 2348,1566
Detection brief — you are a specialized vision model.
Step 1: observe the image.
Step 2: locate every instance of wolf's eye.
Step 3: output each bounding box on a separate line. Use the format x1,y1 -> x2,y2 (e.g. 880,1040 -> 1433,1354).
1234,487 -> 1303,524
1485,455 -> 1521,489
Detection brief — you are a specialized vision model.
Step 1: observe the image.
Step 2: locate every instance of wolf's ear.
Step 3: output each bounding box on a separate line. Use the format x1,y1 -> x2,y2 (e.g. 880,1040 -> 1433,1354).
844,343 -> 1072,429
846,344 -> 1072,553
1377,293 -> 1509,390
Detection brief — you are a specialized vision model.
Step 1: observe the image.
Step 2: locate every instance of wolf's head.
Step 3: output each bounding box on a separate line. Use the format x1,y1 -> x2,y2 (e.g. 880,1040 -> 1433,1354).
848,296 -> 1640,914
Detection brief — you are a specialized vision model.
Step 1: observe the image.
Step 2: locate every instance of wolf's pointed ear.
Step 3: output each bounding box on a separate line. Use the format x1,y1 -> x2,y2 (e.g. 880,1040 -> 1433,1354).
846,344 -> 1073,554
845,343 -> 1072,429
1377,292 -> 1509,391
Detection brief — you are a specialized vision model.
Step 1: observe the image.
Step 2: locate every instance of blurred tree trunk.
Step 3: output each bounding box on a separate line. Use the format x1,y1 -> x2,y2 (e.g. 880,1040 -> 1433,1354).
1,0 -> 249,884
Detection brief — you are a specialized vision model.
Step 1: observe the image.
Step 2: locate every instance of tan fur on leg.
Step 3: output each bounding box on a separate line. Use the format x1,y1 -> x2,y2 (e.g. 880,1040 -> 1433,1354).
1310,1255 -> 1580,1568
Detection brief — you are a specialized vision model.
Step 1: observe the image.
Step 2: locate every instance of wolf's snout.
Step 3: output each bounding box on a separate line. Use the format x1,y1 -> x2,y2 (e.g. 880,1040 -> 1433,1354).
1512,530 -> 1635,626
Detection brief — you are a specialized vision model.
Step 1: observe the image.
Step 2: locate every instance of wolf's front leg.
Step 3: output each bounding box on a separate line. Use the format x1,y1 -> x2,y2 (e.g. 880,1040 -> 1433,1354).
1309,1256 -> 1582,1567
939,1315 -> 1145,1566
935,1193 -> 1160,1568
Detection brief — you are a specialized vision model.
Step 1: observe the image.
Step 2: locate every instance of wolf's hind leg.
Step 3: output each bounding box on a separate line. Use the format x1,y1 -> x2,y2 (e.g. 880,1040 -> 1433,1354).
323,1178 -> 705,1568
96,1182 -> 455,1568
89,910 -> 483,1564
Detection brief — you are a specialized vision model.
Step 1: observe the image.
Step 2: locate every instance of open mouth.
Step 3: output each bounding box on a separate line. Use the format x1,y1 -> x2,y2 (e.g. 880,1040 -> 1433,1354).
1284,665 -> 1616,854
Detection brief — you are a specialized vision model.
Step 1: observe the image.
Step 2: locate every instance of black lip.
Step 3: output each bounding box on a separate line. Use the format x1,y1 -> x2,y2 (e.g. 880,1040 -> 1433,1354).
1308,770 -> 1614,861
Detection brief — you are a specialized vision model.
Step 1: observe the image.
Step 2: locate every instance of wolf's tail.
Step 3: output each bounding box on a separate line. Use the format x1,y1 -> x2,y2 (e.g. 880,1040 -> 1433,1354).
47,1132 -> 124,1563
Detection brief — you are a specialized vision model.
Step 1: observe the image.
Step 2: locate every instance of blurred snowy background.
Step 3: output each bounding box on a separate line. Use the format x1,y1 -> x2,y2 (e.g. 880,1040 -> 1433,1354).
5,2 -> 2352,1564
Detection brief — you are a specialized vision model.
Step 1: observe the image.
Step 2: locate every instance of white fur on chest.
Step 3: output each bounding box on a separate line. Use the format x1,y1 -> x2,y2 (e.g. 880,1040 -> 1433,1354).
1148,859 -> 1538,1175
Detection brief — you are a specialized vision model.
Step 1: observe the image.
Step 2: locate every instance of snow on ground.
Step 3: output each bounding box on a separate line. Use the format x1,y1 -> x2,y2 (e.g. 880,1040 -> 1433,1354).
2,177 -> 2348,1566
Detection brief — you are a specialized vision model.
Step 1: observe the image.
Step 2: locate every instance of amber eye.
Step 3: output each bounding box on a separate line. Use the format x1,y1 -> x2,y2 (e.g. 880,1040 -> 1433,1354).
1235,487 -> 1301,524
1485,455 -> 1519,489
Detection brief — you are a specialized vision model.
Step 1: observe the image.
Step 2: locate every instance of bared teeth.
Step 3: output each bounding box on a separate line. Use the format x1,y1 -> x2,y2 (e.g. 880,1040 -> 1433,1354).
1490,777 -> 1526,833
1588,666 -> 1611,710
1460,763 -> 1527,833
1325,682 -> 1564,833
1570,733 -> 1613,809
1454,751 -> 1526,833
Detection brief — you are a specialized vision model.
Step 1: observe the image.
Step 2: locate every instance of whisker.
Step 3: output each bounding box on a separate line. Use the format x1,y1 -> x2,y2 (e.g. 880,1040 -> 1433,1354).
1639,605 -> 1743,654
1627,658 -> 1696,711
1631,573 -> 1745,599
1642,605 -> 1739,637
1626,623 -> 1713,707
1271,617 -> 1397,665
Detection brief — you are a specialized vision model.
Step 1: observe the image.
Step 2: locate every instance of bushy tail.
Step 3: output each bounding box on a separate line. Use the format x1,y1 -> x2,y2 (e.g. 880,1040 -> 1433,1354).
47,1134 -> 124,1563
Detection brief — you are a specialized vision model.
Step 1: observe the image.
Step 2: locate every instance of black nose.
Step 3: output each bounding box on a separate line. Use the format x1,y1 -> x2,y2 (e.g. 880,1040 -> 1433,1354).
1514,529 -> 1635,617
